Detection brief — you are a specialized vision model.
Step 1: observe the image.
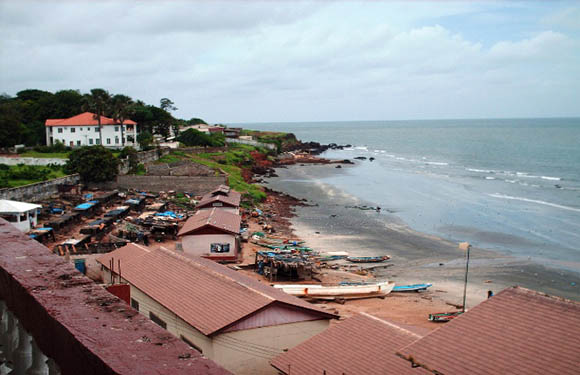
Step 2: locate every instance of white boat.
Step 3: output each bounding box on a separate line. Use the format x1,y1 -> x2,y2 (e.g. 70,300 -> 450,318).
273,281 -> 395,297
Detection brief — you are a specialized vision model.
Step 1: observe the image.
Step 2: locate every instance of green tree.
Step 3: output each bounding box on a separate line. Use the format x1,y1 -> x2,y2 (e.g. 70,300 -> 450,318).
187,117 -> 207,125
0,101 -> 24,147
111,94 -> 135,147
137,131 -> 153,149
64,146 -> 119,183
82,89 -> 111,146
160,97 -> 177,112
177,128 -> 224,147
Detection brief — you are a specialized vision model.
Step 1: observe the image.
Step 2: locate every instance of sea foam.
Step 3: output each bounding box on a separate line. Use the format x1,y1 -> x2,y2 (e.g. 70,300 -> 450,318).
488,193 -> 580,213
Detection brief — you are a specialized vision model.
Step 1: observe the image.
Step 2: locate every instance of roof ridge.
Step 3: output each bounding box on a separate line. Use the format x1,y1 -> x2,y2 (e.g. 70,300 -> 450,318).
360,312 -> 422,339
511,286 -> 580,305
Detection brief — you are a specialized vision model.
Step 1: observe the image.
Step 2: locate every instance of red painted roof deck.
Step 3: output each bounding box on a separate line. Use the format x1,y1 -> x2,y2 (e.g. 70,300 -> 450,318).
0,219 -> 229,375
397,286 -> 580,375
271,313 -> 430,375
45,112 -> 137,127
97,245 -> 337,336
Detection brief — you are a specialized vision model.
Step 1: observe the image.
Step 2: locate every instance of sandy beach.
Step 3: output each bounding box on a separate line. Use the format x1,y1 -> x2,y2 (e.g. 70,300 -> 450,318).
261,163 -> 580,309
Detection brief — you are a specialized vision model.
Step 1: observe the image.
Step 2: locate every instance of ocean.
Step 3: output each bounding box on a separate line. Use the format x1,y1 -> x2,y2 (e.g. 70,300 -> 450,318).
238,118 -> 580,273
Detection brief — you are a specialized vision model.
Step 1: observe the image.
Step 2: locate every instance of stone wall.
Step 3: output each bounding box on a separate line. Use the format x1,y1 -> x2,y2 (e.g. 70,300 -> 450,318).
118,148 -> 171,175
113,175 -> 227,193
0,157 -> 67,166
0,174 -> 80,202
225,138 -> 277,151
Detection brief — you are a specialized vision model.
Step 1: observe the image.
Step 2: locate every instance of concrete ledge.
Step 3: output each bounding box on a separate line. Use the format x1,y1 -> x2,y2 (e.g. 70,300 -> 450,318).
0,219 -> 229,375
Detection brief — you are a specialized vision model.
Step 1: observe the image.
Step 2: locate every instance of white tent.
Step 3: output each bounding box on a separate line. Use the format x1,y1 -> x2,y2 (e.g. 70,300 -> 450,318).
0,200 -> 42,232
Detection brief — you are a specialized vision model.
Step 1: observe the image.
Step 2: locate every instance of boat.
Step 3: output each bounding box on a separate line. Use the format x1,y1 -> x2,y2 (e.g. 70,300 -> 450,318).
346,255 -> 390,263
273,280 -> 395,297
318,251 -> 349,261
392,283 -> 433,292
428,311 -> 464,322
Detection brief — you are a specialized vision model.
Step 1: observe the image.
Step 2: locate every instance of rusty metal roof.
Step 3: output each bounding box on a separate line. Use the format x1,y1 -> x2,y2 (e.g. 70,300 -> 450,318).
98,245 -> 336,336
397,286 -> 580,375
197,189 -> 241,209
271,313 -> 429,375
178,208 -> 241,236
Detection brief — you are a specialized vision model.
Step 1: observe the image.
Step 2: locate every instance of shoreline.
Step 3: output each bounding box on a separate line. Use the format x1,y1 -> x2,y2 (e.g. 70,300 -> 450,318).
259,163 -> 579,305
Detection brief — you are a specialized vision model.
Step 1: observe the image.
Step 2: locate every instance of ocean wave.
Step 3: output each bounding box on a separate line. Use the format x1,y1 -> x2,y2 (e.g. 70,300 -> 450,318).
467,168 -> 494,173
488,193 -> 580,213
541,176 -> 562,181
354,146 -> 368,151
485,176 -> 496,180
425,161 -> 449,166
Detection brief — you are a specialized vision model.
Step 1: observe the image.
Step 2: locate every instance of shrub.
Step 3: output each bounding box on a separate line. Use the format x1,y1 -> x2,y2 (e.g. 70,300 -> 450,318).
65,146 -> 119,183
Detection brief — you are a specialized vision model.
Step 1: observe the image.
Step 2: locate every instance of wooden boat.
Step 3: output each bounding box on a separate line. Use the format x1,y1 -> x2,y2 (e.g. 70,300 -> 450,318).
346,255 -> 390,263
428,311 -> 464,322
318,251 -> 349,261
393,283 -> 433,292
273,280 -> 395,297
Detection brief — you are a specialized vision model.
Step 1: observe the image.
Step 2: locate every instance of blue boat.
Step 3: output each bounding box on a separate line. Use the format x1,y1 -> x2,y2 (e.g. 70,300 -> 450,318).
392,283 -> 433,292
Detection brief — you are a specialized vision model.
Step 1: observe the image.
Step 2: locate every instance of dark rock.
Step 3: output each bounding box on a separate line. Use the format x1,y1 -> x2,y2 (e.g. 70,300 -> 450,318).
369,157 -> 375,161
354,156 -> 367,160
335,165 -> 342,168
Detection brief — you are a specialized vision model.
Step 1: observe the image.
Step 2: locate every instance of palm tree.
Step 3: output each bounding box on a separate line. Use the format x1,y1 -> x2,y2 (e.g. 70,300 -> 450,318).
82,89 -> 111,146
111,94 -> 135,147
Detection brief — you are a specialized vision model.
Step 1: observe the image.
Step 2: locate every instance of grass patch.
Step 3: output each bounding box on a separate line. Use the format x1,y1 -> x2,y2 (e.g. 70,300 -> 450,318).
0,164 -> 67,188
19,152 -> 70,159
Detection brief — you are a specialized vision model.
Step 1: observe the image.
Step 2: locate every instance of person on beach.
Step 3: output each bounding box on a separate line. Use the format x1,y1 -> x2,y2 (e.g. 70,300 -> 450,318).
487,290 -> 494,298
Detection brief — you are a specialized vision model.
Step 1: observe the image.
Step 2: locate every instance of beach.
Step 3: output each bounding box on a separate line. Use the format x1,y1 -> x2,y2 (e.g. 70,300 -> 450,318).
261,163 -> 580,309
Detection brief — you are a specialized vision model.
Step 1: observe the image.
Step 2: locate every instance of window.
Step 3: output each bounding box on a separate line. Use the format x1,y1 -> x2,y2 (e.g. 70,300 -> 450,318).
70,128 -> 75,133
96,138 -> 101,145
1,214 -> 17,223
57,128 -> 63,133
127,125 -> 133,131
95,127 -> 99,132
149,312 -> 166,329
79,127 -> 83,131
115,137 -> 119,144
77,140 -> 81,146
212,202 -> 223,207
89,138 -> 93,145
115,126 -> 119,132
106,138 -> 111,145
130,298 -> 139,311
210,243 -> 230,253
180,335 -> 202,353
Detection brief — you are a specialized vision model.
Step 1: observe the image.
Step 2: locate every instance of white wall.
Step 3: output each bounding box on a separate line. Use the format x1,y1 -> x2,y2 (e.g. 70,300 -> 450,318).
46,124 -> 139,149
181,234 -> 236,258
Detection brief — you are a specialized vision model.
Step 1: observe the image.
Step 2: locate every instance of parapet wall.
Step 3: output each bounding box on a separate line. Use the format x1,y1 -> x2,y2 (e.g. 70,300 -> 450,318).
0,219 -> 229,374
114,175 -> 227,193
0,174 -> 80,202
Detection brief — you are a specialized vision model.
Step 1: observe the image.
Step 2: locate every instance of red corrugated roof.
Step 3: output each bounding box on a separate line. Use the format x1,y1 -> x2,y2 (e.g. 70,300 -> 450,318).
45,112 -> 137,126
178,208 -> 241,236
97,246 -> 336,336
397,286 -> 580,375
271,313 -> 430,375
196,187 -> 241,209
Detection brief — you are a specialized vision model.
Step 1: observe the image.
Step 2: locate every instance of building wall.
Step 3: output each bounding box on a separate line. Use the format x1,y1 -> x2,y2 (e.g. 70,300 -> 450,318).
181,233 -> 236,259
128,285 -> 215,357
213,320 -> 330,375
46,124 -> 138,149
0,157 -> 67,166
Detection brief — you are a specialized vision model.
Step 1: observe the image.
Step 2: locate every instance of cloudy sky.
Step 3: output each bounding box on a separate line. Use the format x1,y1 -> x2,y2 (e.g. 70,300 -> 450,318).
1,1 -> 579,123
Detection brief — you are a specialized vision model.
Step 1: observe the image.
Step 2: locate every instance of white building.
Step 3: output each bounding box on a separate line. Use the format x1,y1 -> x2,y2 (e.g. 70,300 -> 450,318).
45,112 -> 139,149
0,200 -> 42,232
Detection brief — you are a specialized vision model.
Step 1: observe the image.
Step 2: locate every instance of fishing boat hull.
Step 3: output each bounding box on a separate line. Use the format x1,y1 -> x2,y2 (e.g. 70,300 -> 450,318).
346,255 -> 391,263
273,281 -> 395,297
393,283 -> 433,292
428,311 -> 464,322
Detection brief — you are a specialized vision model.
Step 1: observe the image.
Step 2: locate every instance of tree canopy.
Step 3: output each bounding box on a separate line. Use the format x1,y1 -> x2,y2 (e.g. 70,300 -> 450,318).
64,146 -> 119,183
0,89 -> 206,147
177,128 -> 225,147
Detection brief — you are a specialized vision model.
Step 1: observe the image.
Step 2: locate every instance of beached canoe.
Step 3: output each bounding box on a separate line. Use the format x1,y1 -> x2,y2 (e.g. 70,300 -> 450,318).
346,255 -> 390,263
392,283 -> 433,292
273,280 -> 395,297
428,311 -> 464,322
318,251 -> 349,261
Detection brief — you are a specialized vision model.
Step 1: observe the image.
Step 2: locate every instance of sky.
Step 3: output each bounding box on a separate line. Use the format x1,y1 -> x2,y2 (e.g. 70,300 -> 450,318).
1,1 -> 579,123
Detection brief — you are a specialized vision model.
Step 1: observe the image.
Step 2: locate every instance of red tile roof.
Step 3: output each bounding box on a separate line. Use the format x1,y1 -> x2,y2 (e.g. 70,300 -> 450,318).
45,112 -> 137,127
96,246 -> 336,336
271,313 -> 430,375
397,286 -> 580,375
178,208 -> 241,236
